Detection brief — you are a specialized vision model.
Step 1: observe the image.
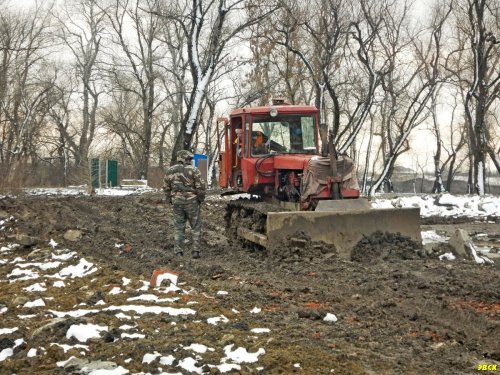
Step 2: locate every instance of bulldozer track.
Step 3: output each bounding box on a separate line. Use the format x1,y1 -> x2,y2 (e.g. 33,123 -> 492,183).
224,198 -> 284,246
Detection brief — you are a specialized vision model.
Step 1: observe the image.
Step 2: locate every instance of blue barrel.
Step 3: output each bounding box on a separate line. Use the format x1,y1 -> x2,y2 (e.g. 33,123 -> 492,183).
193,153 -> 208,167
193,154 -> 208,183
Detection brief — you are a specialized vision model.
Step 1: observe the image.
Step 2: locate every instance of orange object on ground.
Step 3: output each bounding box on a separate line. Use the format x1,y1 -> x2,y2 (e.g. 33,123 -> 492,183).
150,269 -> 179,288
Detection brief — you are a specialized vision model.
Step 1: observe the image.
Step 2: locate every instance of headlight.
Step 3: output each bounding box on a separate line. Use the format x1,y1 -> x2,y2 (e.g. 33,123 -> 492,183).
269,107 -> 278,117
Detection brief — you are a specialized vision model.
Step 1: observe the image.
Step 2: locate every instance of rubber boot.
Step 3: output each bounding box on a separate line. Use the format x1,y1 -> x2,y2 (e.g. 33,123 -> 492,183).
192,251 -> 200,259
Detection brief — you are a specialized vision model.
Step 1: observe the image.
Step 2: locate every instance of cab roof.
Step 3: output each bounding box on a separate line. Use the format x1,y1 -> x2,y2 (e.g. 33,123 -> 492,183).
230,104 -> 318,117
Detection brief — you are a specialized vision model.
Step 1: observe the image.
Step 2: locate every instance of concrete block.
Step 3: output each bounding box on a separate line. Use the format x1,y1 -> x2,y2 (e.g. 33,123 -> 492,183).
449,229 -> 472,260
449,229 -> 494,264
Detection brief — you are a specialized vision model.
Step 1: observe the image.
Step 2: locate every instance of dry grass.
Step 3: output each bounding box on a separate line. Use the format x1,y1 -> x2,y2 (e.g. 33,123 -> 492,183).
0,162 -> 168,192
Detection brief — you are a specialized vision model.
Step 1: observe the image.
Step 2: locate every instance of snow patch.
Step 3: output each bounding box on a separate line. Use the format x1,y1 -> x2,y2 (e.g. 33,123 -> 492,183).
0,339 -> 24,361
23,298 -> 45,308
250,328 -> 270,333
66,323 -> 108,342
8,268 -> 39,282
108,287 -> 123,295
51,251 -> 77,261
104,305 -> 196,316
1,243 -> 20,252
207,315 -> 229,325
178,356 -> 204,374
126,294 -> 178,303
421,230 -> 449,245
0,327 -> 18,335
184,343 -> 214,353
121,333 -> 145,339
50,343 -> 89,353
374,194 -> 500,219
0,348 -> 13,362
159,355 -> 175,365
49,309 -> 99,318
142,351 -> 161,364
51,258 -> 97,279
469,241 -> 494,264
87,366 -> 129,375
53,281 -> 66,288
23,282 -> 47,292
223,344 -> 265,363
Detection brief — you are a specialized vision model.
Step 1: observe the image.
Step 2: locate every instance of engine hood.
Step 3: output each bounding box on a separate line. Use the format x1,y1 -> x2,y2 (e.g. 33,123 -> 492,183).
272,154 -> 315,170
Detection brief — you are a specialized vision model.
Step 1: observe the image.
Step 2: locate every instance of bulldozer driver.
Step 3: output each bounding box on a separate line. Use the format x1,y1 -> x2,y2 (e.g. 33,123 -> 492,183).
252,131 -> 267,155
163,150 -> 206,258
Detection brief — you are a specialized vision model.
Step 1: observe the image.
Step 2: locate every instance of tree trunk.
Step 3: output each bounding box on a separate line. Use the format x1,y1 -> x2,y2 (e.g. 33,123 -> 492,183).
361,116 -> 374,195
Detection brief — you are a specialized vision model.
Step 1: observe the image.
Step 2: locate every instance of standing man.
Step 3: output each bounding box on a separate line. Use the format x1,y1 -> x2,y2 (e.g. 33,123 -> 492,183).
163,150 -> 206,258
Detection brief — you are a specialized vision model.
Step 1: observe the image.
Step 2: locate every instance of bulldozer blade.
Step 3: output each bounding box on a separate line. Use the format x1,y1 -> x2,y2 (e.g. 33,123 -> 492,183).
265,208 -> 421,259
316,198 -> 371,212
237,226 -> 268,248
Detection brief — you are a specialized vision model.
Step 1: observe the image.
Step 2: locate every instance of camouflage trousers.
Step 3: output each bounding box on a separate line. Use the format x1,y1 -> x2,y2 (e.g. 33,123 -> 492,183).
172,199 -> 201,255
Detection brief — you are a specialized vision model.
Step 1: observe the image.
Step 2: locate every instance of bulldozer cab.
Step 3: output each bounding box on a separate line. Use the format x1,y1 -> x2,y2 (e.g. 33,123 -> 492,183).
218,104 -> 320,190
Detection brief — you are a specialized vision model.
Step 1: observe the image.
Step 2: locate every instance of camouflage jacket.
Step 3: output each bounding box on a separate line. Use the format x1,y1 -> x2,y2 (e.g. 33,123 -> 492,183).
163,162 -> 206,203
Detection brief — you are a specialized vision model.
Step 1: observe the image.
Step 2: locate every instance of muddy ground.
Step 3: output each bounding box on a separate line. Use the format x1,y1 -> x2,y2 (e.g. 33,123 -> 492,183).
0,192 -> 499,375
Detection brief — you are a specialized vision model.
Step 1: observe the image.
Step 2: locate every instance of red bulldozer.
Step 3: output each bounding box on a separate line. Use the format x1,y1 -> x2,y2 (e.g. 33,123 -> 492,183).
218,99 -> 420,257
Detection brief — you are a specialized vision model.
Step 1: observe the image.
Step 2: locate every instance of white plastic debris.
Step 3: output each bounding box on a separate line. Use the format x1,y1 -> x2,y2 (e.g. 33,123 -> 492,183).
439,252 -> 456,261
323,313 -> 338,322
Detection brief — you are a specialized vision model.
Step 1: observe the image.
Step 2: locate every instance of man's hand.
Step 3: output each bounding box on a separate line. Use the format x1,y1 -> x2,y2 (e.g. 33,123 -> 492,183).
197,191 -> 205,203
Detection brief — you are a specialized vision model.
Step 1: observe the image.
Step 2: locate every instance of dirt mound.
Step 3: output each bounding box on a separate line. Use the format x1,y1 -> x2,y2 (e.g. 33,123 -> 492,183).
268,231 -> 336,265
351,230 -> 423,263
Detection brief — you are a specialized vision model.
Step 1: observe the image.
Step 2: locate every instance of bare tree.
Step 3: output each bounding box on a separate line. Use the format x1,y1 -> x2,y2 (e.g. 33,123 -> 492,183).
101,90 -> 144,174
338,0 -> 387,154
428,85 -> 468,193
101,0 -> 166,179
274,0 -> 351,152
158,0 -> 279,164
455,0 -> 500,194
47,71 -> 79,184
55,0 -> 105,169
156,20 -> 189,169
430,88 -> 446,193
0,3 -> 55,183
368,1 -> 451,195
